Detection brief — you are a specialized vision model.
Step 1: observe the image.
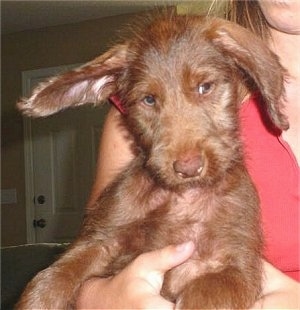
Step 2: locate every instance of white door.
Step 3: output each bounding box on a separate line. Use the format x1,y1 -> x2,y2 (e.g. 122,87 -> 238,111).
22,66 -> 109,243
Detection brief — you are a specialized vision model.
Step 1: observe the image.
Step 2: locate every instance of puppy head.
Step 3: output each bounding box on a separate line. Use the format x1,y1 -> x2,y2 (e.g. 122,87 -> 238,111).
18,13 -> 289,188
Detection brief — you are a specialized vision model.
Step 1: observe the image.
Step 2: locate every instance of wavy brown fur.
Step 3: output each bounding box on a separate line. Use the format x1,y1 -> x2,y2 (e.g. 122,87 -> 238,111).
16,11 -> 288,309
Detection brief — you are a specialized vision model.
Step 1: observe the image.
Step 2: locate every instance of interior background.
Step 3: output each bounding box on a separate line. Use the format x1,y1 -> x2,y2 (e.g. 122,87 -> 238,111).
1,1 -> 213,246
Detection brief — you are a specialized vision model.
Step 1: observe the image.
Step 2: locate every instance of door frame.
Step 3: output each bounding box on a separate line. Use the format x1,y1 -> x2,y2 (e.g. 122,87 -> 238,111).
21,64 -> 80,243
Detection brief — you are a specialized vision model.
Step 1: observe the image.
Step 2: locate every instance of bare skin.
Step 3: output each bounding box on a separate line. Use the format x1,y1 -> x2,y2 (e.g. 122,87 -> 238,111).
259,0 -> 300,164
86,108 -> 134,208
77,1 -> 300,308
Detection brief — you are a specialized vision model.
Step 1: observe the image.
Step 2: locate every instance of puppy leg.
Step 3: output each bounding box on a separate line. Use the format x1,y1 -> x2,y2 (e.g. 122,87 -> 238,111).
177,266 -> 260,309
15,241 -> 112,309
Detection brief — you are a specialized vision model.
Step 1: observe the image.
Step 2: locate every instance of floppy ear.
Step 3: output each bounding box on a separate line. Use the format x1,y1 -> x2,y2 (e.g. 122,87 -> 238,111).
17,44 -> 128,117
207,19 -> 289,131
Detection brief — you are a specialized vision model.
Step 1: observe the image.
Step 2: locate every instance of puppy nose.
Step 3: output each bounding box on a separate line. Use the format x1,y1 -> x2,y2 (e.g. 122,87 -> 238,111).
173,155 -> 203,178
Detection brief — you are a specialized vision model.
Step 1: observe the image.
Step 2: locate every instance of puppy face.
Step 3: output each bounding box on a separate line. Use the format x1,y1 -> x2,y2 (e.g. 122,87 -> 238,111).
121,26 -> 242,188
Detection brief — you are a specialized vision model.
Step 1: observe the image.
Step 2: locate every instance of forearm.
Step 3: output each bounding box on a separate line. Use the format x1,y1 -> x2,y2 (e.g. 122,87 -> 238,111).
87,107 -> 134,207
252,261 -> 300,309
77,277 -> 107,309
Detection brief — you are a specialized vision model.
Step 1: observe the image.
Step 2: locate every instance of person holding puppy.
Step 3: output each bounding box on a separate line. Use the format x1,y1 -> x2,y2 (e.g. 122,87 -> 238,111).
77,0 -> 299,308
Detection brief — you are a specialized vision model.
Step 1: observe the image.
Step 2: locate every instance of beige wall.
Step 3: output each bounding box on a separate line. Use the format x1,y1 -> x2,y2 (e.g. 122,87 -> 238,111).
1,14 -> 135,246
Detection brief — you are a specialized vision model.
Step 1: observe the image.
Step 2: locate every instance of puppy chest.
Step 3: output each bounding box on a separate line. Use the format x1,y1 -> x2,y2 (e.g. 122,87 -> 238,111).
141,189 -> 217,251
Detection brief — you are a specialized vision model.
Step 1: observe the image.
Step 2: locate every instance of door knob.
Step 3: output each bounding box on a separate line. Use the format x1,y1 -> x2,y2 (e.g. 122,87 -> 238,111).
33,218 -> 47,228
35,195 -> 46,205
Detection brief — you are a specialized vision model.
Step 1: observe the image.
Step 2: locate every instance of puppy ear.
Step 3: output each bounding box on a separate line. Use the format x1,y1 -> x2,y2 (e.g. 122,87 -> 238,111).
207,19 -> 289,131
17,44 -> 128,117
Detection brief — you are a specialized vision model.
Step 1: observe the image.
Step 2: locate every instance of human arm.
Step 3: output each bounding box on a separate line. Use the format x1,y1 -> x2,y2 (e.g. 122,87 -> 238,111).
77,253 -> 299,309
252,261 -> 300,309
87,106 -> 134,207
77,246 -> 300,310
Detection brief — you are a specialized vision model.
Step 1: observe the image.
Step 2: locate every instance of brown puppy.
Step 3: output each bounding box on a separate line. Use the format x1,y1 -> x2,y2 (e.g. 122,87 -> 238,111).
16,12 -> 288,309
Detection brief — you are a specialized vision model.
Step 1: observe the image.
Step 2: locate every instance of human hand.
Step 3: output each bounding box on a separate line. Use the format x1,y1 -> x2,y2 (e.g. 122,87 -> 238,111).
76,241 -> 195,309
251,261 -> 299,309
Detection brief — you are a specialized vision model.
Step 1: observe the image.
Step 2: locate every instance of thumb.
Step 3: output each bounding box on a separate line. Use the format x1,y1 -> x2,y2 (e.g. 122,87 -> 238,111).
155,241 -> 196,272
135,241 -> 195,292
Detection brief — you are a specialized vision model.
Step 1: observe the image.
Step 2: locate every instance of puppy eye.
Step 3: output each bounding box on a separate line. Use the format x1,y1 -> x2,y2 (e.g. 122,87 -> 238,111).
143,95 -> 156,106
198,82 -> 213,95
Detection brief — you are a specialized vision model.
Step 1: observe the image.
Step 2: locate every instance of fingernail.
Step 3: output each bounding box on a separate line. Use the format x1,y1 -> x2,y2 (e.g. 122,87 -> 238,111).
175,241 -> 194,252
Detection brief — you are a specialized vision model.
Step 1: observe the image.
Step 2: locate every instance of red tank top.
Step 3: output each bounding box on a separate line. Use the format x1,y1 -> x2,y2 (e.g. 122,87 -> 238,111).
240,94 -> 299,281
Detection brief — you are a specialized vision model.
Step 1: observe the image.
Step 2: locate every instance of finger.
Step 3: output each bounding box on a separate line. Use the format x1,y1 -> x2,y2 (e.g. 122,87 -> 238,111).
136,241 -> 195,274
133,241 -> 195,291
